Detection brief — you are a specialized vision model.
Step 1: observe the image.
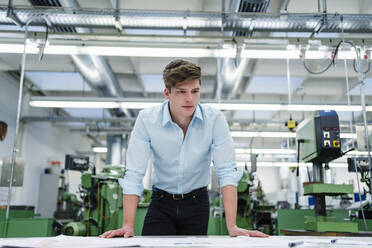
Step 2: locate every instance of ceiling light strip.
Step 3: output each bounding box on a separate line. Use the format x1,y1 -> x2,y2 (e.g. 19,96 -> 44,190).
0,43 -> 367,60
235,161 -> 348,168
230,131 -> 356,139
29,98 -> 368,112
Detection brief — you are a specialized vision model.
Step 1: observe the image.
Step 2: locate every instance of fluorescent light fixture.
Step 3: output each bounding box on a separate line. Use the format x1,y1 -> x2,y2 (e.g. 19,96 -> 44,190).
92,146 -> 107,153
340,133 -> 357,139
231,131 -> 296,138
241,49 -> 300,59
208,103 -> 363,112
121,102 -> 161,109
235,161 -> 347,168
337,51 -> 358,60
29,97 -> 370,113
0,43 -> 364,60
304,50 -> 361,60
0,43 -> 230,58
30,100 -> 120,108
235,148 -> 369,157
235,148 -> 297,155
286,104 -> 362,112
207,103 -> 285,111
347,151 -> 371,156
231,131 -> 356,139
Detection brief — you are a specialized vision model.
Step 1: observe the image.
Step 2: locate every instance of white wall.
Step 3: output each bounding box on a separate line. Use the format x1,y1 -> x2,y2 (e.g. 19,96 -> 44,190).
257,165 -> 368,208
256,167 -> 281,193
0,72 -> 93,208
0,73 -> 19,203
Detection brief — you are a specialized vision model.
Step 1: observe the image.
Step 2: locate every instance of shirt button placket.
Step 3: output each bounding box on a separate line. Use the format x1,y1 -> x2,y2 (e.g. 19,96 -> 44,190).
178,128 -> 184,193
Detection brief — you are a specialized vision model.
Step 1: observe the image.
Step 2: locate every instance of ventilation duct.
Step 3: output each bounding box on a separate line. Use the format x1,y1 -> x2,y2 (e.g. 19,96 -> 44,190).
28,0 -> 131,118
216,0 -> 270,100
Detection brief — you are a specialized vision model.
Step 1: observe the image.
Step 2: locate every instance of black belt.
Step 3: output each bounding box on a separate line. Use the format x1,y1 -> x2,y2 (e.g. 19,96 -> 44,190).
153,186 -> 207,200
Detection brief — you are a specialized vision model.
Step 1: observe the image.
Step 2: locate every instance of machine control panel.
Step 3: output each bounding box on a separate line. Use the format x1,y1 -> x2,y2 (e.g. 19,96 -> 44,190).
297,110 -> 342,163
65,154 -> 89,171
347,157 -> 371,172
322,127 -> 340,148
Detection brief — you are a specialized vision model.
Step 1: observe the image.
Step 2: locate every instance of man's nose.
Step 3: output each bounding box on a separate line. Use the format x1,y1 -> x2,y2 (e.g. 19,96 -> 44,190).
185,92 -> 192,101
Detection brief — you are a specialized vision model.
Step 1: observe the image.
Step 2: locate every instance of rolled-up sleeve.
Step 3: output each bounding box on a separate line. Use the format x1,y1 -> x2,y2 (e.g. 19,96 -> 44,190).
211,112 -> 241,188
118,112 -> 151,196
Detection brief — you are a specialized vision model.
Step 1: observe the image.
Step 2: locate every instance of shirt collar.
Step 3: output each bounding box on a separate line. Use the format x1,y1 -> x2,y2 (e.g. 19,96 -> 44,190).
162,100 -> 172,127
161,101 -> 204,127
193,104 -> 204,122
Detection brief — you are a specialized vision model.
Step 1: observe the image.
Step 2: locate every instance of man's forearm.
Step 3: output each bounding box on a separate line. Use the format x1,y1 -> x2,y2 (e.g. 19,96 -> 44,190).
123,194 -> 139,227
221,185 -> 238,229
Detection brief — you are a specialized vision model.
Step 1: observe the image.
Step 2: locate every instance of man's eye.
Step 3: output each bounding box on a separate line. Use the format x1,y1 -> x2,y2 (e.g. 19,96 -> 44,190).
178,91 -> 185,93
192,90 -> 199,93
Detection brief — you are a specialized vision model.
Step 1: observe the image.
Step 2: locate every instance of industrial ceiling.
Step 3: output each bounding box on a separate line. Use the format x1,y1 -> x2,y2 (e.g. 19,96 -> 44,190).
1,0 -> 372,164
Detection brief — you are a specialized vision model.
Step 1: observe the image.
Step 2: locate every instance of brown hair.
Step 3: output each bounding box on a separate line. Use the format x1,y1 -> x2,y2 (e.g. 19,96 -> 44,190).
163,59 -> 201,91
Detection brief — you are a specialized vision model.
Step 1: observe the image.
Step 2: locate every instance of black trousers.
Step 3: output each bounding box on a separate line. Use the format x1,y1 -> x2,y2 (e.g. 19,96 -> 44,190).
142,187 -> 210,235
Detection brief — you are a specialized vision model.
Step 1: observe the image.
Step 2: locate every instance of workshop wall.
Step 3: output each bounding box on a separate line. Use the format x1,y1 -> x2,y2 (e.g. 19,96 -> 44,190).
0,73 -> 92,208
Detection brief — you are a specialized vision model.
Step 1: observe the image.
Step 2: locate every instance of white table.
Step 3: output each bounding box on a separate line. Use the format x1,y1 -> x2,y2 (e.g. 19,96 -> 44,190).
1,235 -> 372,248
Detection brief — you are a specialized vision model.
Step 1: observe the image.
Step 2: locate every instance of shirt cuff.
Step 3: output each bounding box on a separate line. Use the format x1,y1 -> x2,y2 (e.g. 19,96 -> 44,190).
118,177 -> 144,196
219,169 -> 242,188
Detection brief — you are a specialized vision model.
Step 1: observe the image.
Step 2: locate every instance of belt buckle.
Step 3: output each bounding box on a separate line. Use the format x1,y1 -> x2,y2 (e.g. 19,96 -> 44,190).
172,193 -> 184,200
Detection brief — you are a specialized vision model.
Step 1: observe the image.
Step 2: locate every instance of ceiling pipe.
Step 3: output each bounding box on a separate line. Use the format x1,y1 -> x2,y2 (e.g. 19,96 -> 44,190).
60,0 -> 132,118
28,0 -> 132,118
216,0 -> 271,100
3,7 -> 372,34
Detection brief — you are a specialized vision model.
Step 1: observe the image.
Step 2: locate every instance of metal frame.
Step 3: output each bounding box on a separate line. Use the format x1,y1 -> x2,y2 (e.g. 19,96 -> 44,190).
0,6 -> 372,33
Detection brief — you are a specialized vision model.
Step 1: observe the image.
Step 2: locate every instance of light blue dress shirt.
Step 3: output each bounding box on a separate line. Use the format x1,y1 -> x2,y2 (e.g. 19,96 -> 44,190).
119,100 -> 240,196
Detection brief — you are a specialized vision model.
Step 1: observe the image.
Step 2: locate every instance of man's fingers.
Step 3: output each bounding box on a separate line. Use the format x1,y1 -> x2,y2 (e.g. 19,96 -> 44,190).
248,230 -> 269,238
123,231 -> 133,238
99,230 -> 112,238
99,228 -> 134,239
107,230 -> 118,238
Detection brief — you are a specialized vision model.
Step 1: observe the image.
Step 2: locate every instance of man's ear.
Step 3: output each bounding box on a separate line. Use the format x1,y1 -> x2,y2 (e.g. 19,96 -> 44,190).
164,88 -> 170,99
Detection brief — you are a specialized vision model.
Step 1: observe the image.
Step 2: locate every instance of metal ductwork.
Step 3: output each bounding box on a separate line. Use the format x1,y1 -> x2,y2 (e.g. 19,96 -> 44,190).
59,0 -> 128,165
4,5 -> 371,33
216,0 -> 270,100
70,54 -> 124,99
28,0 -> 131,118
28,0 -> 128,166
106,134 -> 124,165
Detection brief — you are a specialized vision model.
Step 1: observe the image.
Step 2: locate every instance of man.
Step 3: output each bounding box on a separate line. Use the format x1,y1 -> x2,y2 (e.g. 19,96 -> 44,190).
100,60 -> 268,238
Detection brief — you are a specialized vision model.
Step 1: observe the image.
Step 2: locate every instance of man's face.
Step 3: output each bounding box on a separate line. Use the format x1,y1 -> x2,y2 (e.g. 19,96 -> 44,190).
164,78 -> 200,120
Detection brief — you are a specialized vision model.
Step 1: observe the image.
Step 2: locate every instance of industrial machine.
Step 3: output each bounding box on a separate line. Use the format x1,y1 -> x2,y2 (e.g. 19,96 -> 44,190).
296,110 -> 358,233
63,165 -> 125,236
54,155 -> 88,228
236,169 -> 274,235
209,159 -> 274,235
62,163 -> 153,236
348,157 -> 372,195
347,157 -> 372,222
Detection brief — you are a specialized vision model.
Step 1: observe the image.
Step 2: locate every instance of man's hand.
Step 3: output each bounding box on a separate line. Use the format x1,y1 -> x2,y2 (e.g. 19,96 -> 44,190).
228,225 -> 269,238
99,225 -> 134,238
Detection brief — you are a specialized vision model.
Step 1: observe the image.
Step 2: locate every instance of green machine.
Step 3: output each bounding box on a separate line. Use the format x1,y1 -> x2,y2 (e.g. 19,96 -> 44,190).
0,206 -> 55,238
63,165 -> 124,236
63,165 -> 151,236
296,110 -> 358,233
208,163 -> 274,235
236,169 -> 274,235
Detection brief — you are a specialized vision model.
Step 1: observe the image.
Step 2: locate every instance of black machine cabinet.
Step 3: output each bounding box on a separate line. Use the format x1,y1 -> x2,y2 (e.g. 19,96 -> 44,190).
65,155 -> 89,171
297,110 -> 342,164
